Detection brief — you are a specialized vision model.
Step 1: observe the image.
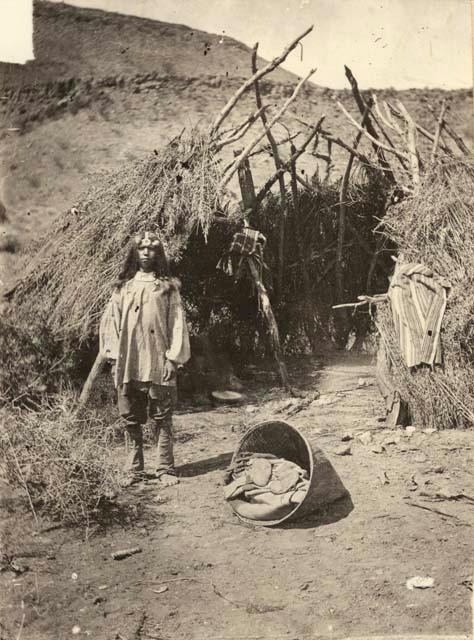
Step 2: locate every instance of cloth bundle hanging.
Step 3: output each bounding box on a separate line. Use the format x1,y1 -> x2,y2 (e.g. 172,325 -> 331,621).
388,261 -> 451,369
217,227 -> 267,280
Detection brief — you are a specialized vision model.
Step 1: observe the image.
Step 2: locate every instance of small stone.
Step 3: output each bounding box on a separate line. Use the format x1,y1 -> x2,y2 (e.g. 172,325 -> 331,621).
341,433 -> 353,442
72,625 -> 81,635
71,573 -> 78,581
245,405 -> 257,413
335,445 -> 352,456
152,585 -> 169,594
414,452 -> 427,463
423,428 -> 437,435
358,431 -> 373,446
405,426 -> 417,437
406,576 -> 434,590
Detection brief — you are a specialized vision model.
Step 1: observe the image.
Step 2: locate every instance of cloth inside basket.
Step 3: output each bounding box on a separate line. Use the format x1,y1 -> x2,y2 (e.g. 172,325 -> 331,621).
224,452 -> 309,521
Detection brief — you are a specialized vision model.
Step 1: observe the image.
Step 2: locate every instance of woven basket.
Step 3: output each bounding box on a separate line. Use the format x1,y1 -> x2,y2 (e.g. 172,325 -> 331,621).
227,420 -> 348,526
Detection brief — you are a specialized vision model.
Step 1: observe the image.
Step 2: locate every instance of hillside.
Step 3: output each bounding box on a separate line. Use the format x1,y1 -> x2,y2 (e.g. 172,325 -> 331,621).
0,0 -> 295,87
0,0 -> 472,282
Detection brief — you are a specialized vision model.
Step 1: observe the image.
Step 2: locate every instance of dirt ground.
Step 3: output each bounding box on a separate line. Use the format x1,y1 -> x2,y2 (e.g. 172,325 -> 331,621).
1,352 -> 473,640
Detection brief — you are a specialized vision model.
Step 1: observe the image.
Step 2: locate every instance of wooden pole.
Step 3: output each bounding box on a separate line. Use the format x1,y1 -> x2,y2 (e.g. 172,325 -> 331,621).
396,100 -> 420,189
251,43 -> 288,302
387,101 -> 455,156
338,101 -> 410,165
220,68 -> 316,188
210,25 -> 314,134
254,117 -> 325,206
335,106 -> 370,306
333,106 -> 370,346
289,144 -> 318,352
247,258 -> 291,392
430,100 -> 447,164
76,352 -> 106,412
344,66 -> 396,184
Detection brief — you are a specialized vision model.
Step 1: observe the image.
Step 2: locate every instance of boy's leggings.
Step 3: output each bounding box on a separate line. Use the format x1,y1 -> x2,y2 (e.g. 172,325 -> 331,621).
117,383 -> 177,476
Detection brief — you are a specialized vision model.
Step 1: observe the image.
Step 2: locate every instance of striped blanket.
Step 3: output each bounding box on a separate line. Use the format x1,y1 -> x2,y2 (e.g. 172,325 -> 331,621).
388,261 -> 451,368
217,227 -> 267,279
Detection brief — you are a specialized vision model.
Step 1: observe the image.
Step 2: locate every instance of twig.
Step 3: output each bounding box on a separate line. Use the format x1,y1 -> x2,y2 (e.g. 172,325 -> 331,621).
217,108 -> 267,139
332,293 -> 388,309
337,101 -> 409,164
220,68 -> 317,188
111,547 -> 142,560
214,106 -> 268,151
138,577 -> 246,608
318,129 -> 377,168
387,101 -> 454,156
254,117 -> 325,204
371,94 -> 411,173
210,25 -> 314,133
405,500 -> 464,522
439,120 -> 471,155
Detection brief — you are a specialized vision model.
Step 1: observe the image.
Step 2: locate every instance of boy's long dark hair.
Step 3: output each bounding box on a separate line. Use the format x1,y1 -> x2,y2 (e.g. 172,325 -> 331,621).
115,238 -> 171,289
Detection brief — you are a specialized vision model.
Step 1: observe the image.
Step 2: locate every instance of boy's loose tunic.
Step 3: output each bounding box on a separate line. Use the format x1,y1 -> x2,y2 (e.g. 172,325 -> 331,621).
99,272 -> 190,388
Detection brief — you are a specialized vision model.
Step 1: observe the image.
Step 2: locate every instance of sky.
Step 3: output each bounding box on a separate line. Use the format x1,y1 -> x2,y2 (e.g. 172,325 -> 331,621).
0,0 -> 472,89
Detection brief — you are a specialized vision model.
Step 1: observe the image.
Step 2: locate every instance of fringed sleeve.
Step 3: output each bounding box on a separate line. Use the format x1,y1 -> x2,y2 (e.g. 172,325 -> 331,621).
99,289 -> 122,361
165,288 -> 191,365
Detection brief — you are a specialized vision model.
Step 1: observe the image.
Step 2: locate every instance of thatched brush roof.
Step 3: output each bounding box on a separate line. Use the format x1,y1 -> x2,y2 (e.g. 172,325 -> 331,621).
12,129 -> 225,342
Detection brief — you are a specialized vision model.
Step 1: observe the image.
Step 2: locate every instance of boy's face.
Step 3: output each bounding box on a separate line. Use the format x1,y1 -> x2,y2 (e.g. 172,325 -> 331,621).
137,244 -> 157,272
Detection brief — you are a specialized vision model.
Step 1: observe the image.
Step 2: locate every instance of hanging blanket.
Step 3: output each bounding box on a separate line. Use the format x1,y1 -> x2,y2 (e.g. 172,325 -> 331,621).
388,261 -> 451,368
217,227 -> 267,279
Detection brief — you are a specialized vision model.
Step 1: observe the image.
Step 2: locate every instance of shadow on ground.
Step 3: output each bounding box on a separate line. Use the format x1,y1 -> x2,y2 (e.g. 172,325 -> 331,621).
178,452 -> 233,477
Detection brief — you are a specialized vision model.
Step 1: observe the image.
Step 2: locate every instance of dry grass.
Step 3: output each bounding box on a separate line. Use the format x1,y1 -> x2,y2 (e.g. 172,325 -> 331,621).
11,128 -> 223,343
378,157 -> 474,428
0,394 -> 122,524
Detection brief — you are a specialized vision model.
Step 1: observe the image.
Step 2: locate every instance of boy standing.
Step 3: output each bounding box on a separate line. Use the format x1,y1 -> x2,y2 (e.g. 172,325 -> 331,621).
100,232 -> 190,487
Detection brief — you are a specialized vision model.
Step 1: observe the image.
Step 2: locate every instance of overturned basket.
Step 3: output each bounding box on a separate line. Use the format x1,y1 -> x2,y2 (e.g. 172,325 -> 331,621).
226,420 -> 348,527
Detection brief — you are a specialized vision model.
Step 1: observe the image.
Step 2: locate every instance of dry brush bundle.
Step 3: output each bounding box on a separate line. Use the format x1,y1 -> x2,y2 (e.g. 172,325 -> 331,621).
0,395 -> 122,524
11,128 -> 223,342
378,157 -> 474,428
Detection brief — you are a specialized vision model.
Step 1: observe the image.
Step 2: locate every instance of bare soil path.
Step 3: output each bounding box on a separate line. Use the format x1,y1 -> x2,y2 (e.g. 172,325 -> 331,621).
1,353 -> 473,639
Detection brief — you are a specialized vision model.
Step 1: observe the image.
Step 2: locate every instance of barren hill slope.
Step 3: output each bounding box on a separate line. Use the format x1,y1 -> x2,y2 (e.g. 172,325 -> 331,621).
0,1 -> 472,269
0,0 -> 295,87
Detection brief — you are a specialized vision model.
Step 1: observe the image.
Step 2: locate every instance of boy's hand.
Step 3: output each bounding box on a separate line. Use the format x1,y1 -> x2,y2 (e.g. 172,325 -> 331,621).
163,360 -> 177,382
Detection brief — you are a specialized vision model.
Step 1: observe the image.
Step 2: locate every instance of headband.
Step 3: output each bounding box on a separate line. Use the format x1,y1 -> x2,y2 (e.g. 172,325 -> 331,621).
133,231 -> 161,248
